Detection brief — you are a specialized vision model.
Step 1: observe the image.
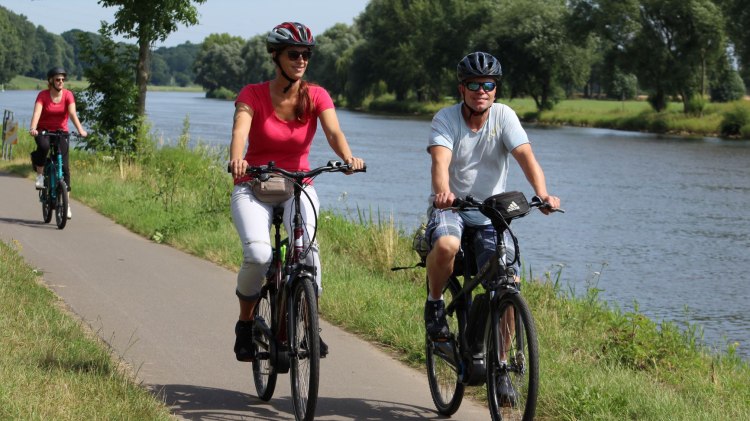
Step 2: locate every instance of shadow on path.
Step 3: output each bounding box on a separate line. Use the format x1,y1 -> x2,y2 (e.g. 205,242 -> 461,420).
150,384 -> 442,420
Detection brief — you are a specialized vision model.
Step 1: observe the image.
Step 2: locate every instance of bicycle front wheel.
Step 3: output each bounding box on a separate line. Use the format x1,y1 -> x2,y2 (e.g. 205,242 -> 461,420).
486,292 -> 539,421
425,279 -> 465,415
252,286 -> 277,401
54,180 -> 68,229
288,277 -> 320,421
41,177 -> 52,223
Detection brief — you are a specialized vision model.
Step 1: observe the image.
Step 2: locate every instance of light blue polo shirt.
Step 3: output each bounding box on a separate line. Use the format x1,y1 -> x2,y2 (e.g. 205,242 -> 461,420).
428,102 -> 529,225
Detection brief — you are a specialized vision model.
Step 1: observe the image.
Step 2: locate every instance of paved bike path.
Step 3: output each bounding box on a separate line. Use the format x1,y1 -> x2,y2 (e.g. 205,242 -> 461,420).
0,171 -> 488,420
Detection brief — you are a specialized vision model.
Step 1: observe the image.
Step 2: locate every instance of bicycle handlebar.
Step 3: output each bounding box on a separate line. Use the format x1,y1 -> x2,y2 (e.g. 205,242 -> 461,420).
39,130 -> 82,138
228,160 -> 367,180
450,194 -> 564,214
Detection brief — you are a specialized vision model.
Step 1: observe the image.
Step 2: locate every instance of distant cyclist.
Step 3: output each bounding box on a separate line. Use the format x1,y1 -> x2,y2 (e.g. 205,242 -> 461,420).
228,22 -> 365,362
423,50 -> 560,362
29,67 -> 87,219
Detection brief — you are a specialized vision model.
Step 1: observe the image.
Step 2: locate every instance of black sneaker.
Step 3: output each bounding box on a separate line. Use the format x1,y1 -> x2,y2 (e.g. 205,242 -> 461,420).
496,369 -> 518,407
424,300 -> 450,342
234,320 -> 255,362
300,335 -> 329,358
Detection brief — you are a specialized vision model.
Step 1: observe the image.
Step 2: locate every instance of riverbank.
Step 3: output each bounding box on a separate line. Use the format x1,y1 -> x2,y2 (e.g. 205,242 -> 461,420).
1,132 -> 748,419
6,75 -> 749,139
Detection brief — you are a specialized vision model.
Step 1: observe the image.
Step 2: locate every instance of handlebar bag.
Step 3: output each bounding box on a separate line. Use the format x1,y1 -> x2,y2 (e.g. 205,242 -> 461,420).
251,175 -> 294,204
482,191 -> 530,221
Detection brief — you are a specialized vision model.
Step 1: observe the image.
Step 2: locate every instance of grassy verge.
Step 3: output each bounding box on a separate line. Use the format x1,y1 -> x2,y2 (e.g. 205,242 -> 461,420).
2,132 -> 749,419
365,95 -> 750,139
0,239 -> 173,420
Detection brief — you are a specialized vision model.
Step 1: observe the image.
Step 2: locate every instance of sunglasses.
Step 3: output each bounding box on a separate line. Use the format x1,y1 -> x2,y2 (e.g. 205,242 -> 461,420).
286,50 -> 312,61
464,81 -> 496,92
54,78 -> 66,82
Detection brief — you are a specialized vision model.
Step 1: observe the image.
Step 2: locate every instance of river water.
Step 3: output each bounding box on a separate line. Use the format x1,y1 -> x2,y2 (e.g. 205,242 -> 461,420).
3,90 -> 749,359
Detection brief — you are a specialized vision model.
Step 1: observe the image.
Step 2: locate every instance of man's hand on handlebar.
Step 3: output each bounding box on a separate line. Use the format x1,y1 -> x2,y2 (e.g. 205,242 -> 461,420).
536,194 -> 562,215
433,191 -> 456,209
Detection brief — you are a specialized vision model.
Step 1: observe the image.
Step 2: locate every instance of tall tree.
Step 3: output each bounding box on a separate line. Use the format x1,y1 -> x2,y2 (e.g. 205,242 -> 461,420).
487,0 -> 595,111
193,33 -> 247,95
98,0 -> 207,115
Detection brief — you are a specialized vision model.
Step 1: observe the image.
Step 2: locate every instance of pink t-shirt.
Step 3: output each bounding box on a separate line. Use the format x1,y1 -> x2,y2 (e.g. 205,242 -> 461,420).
234,81 -> 334,184
35,89 -> 75,132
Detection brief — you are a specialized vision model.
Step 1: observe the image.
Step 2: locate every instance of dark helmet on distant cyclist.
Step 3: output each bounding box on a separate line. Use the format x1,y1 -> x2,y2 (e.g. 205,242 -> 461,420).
47,67 -> 67,80
266,22 -> 316,53
456,52 -> 502,81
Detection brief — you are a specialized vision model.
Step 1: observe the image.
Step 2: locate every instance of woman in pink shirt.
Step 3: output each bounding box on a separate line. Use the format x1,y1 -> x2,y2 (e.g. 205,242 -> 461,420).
227,22 -> 365,362
29,67 -> 87,219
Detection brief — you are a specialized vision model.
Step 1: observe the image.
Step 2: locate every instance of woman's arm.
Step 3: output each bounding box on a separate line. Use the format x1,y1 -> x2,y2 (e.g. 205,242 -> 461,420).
67,101 -> 88,137
229,102 -> 253,179
319,108 -> 364,170
29,102 -> 43,136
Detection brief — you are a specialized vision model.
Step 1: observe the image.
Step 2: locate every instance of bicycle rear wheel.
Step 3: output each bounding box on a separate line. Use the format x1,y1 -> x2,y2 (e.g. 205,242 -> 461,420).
425,279 -> 465,415
41,176 -> 52,223
486,292 -> 538,421
54,180 -> 68,229
252,286 -> 277,401
288,277 -> 320,421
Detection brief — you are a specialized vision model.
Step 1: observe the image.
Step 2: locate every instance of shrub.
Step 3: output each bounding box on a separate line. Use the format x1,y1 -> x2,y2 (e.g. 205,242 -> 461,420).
719,103 -> 750,137
711,70 -> 746,103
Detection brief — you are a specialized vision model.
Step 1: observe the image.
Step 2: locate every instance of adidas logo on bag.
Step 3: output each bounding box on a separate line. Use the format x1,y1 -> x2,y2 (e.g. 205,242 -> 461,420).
506,201 -> 520,213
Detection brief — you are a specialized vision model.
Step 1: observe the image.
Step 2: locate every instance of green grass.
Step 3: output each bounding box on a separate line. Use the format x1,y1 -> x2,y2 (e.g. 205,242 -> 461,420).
369,95 -> 750,139
0,239 -> 173,421
2,129 -> 749,419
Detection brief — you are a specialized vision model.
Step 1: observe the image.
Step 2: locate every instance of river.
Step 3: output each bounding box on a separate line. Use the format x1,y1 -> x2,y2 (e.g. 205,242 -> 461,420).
3,90 -> 750,359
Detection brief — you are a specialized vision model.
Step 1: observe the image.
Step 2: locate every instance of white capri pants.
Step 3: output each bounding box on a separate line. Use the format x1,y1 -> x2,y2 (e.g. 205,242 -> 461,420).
231,183 -> 322,301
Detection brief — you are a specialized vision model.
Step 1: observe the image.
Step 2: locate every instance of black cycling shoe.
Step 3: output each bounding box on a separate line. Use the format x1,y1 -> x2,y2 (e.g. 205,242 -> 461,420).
234,320 -> 255,362
424,299 -> 450,342
300,335 -> 329,358
496,369 -> 519,407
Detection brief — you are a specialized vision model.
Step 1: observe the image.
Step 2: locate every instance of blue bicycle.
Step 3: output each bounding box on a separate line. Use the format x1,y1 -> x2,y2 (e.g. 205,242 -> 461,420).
37,130 -> 71,229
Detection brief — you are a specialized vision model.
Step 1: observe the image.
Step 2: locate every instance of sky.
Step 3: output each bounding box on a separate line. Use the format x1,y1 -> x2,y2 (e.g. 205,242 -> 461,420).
0,0 -> 371,47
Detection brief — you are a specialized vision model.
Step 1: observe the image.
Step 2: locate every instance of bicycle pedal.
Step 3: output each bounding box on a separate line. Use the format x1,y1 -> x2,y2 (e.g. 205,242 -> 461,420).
255,351 -> 271,360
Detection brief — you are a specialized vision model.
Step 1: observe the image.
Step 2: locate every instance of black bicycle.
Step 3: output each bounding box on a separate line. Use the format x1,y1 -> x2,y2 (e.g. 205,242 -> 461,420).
37,130 -> 72,229
246,160 -> 365,421
425,191 -> 562,421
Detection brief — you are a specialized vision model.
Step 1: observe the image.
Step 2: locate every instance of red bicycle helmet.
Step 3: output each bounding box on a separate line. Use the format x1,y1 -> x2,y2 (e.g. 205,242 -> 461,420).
266,22 -> 315,53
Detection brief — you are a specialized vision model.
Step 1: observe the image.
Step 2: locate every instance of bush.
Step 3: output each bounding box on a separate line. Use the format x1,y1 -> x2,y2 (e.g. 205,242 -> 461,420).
711,70 -> 746,103
719,103 -> 750,137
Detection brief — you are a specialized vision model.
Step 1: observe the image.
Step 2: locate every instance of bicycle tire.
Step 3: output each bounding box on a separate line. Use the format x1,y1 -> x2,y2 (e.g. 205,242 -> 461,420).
41,176 -> 53,224
425,278 -> 465,415
288,277 -> 320,421
55,180 -> 68,229
252,286 -> 278,401
486,292 -> 539,421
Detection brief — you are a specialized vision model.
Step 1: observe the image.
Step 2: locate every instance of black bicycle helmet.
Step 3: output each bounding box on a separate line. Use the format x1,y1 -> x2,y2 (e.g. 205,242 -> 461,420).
47,67 -> 67,80
266,22 -> 316,53
456,52 -> 502,81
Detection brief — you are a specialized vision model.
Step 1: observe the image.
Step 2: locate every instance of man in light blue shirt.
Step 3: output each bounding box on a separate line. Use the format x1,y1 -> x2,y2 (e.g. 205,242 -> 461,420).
424,51 -> 561,340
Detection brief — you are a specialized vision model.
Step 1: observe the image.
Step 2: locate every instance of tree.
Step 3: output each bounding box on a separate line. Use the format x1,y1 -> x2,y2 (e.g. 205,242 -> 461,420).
487,0 -> 595,111
98,0 -> 207,115
193,33 -> 247,95
306,23 -> 361,100
239,35 -> 275,86
0,7 -> 28,84
75,25 -> 140,158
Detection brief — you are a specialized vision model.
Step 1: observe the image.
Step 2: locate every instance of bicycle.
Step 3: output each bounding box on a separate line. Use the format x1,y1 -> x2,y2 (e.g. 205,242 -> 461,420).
425,191 -> 562,421
37,130 -> 73,230
243,160 -> 365,421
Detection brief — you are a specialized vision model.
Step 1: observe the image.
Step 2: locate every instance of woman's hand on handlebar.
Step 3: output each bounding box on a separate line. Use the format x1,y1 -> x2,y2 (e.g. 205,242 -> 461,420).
229,158 -> 248,180
344,156 -> 366,173
433,191 -> 456,209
